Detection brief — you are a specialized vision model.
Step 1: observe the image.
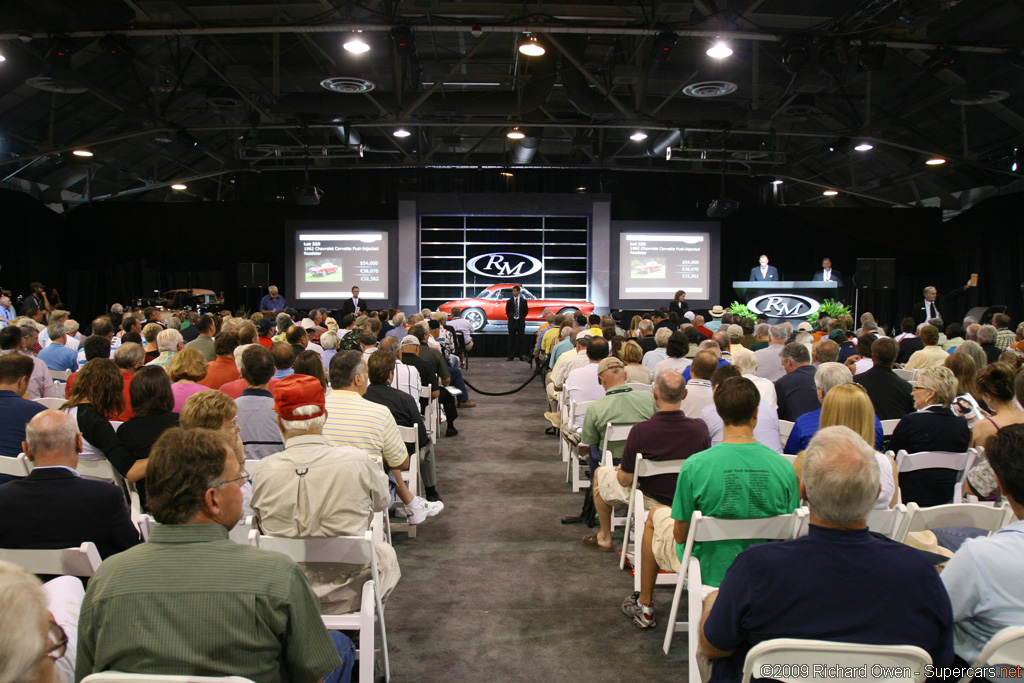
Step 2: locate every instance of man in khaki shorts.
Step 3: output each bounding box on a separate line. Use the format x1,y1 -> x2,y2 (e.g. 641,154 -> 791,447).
622,376 -> 799,629
582,371 -> 710,552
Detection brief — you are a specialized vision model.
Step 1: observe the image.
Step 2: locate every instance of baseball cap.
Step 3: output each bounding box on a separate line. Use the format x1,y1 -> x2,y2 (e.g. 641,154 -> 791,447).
576,330 -> 594,342
597,357 -> 624,374
256,318 -> 274,334
829,329 -> 847,340
797,322 -> 814,332
30,281 -> 44,290
727,324 -> 743,338
272,375 -> 327,421
401,335 -> 420,347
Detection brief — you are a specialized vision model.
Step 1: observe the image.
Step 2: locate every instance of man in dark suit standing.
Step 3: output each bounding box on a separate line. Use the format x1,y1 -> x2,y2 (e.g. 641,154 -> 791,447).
812,257 -> 843,287
505,285 -> 528,361
0,409 -> 141,559
912,283 -> 975,325
339,286 -> 362,318
749,254 -> 779,281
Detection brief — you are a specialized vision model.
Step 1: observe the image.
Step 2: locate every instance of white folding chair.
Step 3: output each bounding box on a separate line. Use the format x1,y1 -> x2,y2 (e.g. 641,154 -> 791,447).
619,454 -> 687,571
392,425 -> 422,539
49,369 -> 72,381
627,382 -> 654,392
741,638 -> 931,683
782,454 -> 798,465
0,455 -> 29,478
136,513 -> 156,541
881,419 -> 900,436
663,510 -> 806,681
963,626 -> 1024,682
34,397 -> 66,409
866,504 -> 909,541
894,368 -> 918,382
899,502 -> 1014,541
598,423 -> 637,532
0,542 -> 102,577
82,674 -> 256,683
565,399 -> 594,492
892,449 -> 976,505
779,420 -> 795,442
419,386 -> 438,445
249,531 -> 389,683
227,516 -> 255,545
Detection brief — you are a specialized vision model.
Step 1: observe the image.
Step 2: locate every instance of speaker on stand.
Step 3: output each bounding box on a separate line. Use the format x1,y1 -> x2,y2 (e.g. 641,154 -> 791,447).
238,263 -> 270,314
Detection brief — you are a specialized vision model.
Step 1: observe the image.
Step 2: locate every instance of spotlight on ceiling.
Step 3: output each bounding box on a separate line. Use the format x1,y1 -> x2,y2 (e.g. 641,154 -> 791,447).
771,179 -> 784,185
393,128 -> 411,138
170,183 -> 187,191
72,149 -> 94,157
500,171 -> 514,177
854,142 -> 874,151
506,127 -> 526,140
822,189 -> 839,196
782,39 -> 811,74
518,34 -> 545,57
925,157 -> 947,165
343,33 -> 370,53
706,40 -> 733,59
0,53 -> 6,63
630,131 -> 649,141
858,43 -> 887,72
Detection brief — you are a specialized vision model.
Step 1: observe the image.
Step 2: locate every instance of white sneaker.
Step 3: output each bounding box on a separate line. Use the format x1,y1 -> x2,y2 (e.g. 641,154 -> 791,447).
405,496 -> 444,525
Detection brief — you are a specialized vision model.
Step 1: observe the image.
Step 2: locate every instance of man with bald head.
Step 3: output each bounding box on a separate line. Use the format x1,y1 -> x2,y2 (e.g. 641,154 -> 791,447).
584,371 -> 709,551
0,410 -> 140,558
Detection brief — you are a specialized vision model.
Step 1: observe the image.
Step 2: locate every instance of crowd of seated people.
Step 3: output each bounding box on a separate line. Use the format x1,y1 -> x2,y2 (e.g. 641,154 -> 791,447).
0,297 -> 477,683
543,305 -> 1023,679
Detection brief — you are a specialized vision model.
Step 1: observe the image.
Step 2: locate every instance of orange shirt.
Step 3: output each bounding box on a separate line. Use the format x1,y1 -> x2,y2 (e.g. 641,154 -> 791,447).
66,369 -> 134,420
257,337 -> 273,349
200,356 -> 241,390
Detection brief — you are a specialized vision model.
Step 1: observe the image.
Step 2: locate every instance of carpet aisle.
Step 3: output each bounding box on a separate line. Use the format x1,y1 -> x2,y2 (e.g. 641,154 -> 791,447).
385,358 -> 688,683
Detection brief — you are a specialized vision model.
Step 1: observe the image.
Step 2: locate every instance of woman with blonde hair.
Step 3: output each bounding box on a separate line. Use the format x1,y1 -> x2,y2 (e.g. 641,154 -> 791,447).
618,340 -> 651,384
817,383 -> 899,508
627,315 -> 643,338
944,352 -> 986,423
167,346 -> 211,412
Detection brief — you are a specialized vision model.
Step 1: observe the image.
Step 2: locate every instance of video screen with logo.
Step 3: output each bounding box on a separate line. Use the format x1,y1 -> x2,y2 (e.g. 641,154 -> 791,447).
292,230 -> 389,301
617,230 -> 714,302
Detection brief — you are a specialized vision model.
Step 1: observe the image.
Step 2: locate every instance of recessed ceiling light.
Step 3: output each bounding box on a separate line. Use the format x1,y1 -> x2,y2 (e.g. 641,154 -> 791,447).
170,183 -> 187,191
393,128 -> 411,138
506,127 -> 526,140
500,171 -> 514,177
630,131 -> 648,141
854,142 -> 873,151
343,33 -> 370,53
925,157 -> 947,165
706,41 -> 733,59
518,35 -> 545,57
822,189 -> 839,196
771,179 -> 784,185
72,149 -> 93,157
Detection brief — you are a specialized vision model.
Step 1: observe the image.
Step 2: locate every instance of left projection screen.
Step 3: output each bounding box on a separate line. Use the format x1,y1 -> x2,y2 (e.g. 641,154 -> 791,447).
293,231 -> 389,301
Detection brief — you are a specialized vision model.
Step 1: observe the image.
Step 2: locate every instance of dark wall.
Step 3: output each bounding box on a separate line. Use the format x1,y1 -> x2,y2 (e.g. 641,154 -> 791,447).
2,169 -> 1020,332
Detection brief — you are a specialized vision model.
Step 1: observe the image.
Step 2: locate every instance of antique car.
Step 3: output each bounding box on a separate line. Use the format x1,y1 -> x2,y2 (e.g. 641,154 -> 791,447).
438,284 -> 595,332
308,262 -> 339,276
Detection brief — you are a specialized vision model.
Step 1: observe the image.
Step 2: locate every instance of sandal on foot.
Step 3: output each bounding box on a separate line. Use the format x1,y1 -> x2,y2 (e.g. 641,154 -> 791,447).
582,533 -> 613,552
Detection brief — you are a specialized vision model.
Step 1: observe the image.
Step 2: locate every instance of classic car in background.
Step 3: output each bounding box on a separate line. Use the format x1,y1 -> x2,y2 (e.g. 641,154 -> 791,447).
308,262 -> 340,276
133,288 -> 225,313
438,284 -> 595,332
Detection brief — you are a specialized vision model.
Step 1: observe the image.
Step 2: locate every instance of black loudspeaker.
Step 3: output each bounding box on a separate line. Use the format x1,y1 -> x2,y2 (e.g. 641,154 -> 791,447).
238,263 -> 270,288
856,258 -> 876,288
252,263 -> 269,287
876,258 -> 896,289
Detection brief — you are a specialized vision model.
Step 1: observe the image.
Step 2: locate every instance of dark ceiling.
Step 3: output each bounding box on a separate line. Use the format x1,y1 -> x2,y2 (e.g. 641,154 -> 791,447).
2,0 -> 1024,215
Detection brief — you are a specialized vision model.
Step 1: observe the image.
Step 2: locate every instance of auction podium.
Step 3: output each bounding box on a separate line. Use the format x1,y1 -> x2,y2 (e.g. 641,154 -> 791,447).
732,281 -> 839,322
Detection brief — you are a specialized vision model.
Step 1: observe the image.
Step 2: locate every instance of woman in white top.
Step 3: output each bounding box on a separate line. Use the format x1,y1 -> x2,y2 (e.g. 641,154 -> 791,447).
619,339 -> 651,384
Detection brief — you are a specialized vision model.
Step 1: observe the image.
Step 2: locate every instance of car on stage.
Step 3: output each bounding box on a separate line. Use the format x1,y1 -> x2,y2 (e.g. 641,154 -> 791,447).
438,284 -> 595,332
308,262 -> 339,276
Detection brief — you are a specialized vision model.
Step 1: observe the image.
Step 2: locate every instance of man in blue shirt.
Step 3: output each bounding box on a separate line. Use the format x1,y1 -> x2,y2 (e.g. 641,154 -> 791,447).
0,296 -> 15,325
0,354 -> 47,482
37,321 -> 78,372
700,425 -> 954,683
259,285 -> 288,316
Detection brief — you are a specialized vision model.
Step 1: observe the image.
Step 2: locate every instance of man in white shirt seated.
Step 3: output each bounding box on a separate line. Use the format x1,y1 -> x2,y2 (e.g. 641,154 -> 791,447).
680,351 -> 718,418
251,374 -> 400,615
447,307 -> 475,351
563,338 -> 609,431
730,348 -> 776,407
641,327 -> 673,376
941,423 -> 1024,666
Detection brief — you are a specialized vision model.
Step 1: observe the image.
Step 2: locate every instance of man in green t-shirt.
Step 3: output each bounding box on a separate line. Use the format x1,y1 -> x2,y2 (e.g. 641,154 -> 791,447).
622,376 -> 799,629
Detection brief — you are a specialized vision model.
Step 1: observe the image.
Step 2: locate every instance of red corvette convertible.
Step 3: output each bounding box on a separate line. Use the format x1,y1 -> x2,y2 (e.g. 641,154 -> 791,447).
438,284 -> 595,332
308,262 -> 339,276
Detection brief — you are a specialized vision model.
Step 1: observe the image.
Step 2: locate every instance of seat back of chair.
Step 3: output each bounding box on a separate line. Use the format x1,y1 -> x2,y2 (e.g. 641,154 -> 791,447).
894,450 -> 974,479
82,674 -> 257,683
741,638 -> 931,683
601,423 -> 635,454
77,458 -> 122,485
894,368 -> 917,382
567,399 -> 594,431
397,424 -> 419,454
880,419 -> 900,436
627,382 -> 653,392
865,505 -> 908,541
0,542 -> 102,577
50,369 -> 72,381
250,532 -> 373,566
33,397 -> 66,409
973,626 -> 1024,669
779,420 -> 795,441
634,454 -> 688,480
690,511 -> 804,545
0,455 -> 29,478
901,502 -> 1012,537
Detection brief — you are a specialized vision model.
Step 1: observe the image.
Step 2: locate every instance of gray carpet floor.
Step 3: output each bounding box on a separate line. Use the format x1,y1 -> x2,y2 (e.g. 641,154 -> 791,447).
385,358 -> 689,683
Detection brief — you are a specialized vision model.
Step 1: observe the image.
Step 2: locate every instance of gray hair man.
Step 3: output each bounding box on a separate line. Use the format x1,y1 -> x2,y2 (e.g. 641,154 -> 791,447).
641,326 -> 674,376
149,328 -> 184,369
754,324 -> 791,382
784,362 -> 862,454
775,342 -> 817,422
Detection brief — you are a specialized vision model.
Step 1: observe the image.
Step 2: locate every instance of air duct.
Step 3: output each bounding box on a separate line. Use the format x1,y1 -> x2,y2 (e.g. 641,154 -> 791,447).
645,129 -> 681,158
512,135 -> 541,164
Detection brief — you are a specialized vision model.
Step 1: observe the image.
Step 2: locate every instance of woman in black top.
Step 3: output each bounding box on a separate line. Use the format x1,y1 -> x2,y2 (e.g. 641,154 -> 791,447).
62,359 -> 140,480
117,366 -> 179,508
668,290 -> 689,317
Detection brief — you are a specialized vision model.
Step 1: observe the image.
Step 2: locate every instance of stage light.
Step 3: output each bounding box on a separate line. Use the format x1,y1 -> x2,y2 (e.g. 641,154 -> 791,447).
0,53 -> 5,63
707,40 -> 733,59
393,128 -> 411,138
518,35 -> 545,57
506,127 -> 526,140
630,131 -> 649,141
854,142 -> 873,151
771,179 -> 784,185
500,171 -> 514,177
72,149 -> 93,157
170,183 -> 187,191
925,157 -> 947,165
822,189 -> 839,196
343,33 -> 370,53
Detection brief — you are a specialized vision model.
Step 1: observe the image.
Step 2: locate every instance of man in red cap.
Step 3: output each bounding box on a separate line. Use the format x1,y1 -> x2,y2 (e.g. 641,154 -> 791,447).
249,373 -> 401,614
